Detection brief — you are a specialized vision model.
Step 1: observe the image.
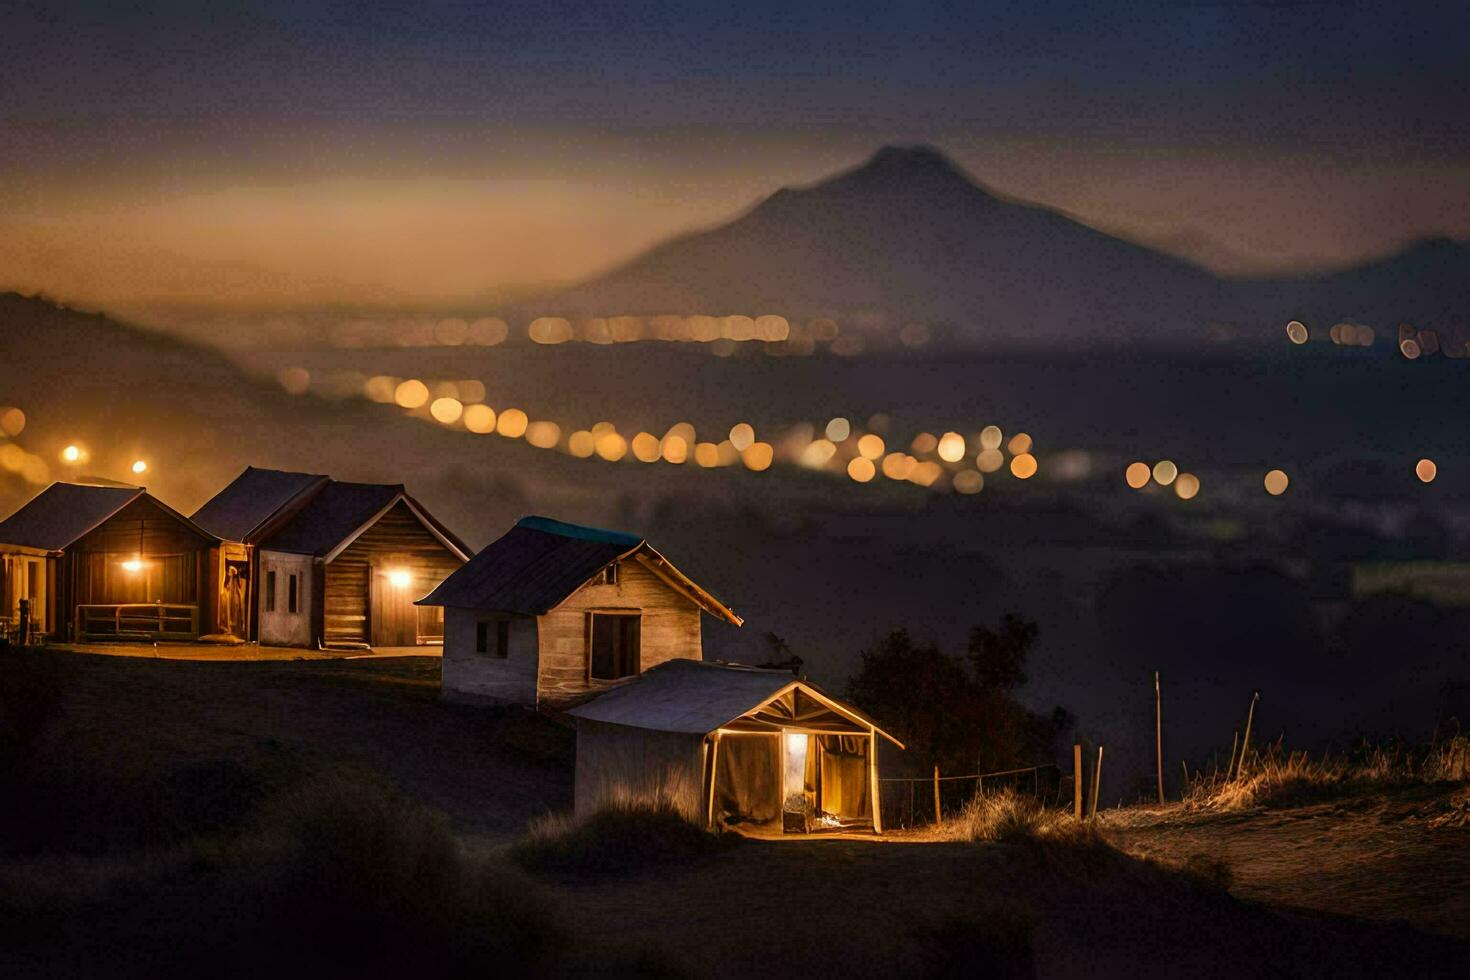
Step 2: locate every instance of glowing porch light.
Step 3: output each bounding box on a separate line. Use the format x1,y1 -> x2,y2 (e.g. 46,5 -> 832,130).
131,460 -> 148,475
62,445 -> 82,463
121,557 -> 144,573
387,569 -> 412,589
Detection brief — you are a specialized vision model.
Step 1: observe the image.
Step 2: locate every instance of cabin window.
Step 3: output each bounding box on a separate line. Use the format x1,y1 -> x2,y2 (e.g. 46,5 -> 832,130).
476,620 -> 511,658
602,563 -> 618,585
265,570 -> 277,613
589,612 -> 640,680
288,574 -> 299,614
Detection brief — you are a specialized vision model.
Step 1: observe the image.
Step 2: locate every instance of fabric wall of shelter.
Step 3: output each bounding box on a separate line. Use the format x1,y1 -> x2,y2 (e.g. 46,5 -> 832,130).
574,718 -> 705,822
819,735 -> 870,820
713,734 -> 780,827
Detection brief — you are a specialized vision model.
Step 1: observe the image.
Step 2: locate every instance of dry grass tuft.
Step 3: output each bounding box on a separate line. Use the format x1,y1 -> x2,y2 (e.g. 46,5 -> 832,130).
513,792 -> 738,876
1182,734 -> 1470,812
940,789 -> 1083,843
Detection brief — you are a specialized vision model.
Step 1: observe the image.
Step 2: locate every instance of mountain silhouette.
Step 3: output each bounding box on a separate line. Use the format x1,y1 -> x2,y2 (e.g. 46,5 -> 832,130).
544,145 -> 1467,346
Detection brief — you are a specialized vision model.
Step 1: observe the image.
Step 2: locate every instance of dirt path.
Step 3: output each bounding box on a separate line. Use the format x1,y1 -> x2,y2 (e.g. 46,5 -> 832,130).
1106,787 -> 1470,940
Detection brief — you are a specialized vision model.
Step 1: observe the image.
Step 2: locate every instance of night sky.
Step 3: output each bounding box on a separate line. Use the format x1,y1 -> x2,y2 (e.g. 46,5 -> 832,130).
3,1 -> 1467,309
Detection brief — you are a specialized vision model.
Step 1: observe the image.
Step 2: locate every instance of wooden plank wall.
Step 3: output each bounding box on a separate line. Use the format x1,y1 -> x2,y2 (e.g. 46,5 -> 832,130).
536,558 -> 702,708
323,501 -> 463,646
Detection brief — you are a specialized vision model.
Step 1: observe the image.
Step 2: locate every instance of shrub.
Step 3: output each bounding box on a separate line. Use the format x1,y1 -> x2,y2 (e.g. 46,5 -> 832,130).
220,769 -> 563,975
941,789 -> 1083,844
513,794 -> 737,876
1181,734 -> 1470,813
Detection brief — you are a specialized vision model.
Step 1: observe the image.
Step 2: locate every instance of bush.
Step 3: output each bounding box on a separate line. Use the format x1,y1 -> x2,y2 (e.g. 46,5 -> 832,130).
941,790 -> 1083,844
1182,734 -> 1470,813
216,769 -> 563,975
513,795 -> 737,876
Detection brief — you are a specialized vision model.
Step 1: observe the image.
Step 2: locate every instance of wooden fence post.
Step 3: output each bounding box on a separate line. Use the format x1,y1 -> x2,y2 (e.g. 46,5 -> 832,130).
1237,692 -> 1260,781
1073,743 -> 1083,819
932,765 -> 942,825
1088,746 -> 1103,821
1155,671 -> 1164,805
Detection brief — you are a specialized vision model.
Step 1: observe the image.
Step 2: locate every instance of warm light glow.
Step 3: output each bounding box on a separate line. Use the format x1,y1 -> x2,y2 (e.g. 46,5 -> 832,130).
662,435 -> 690,464
568,430 -> 596,458
800,439 -> 838,468
1286,320 -> 1308,345
496,408 -> 529,438
387,569 -> 412,589
62,445 -> 82,463
953,470 -> 984,495
131,460 -> 148,475
825,417 -> 851,442
277,366 -> 311,395
857,433 -> 885,460
1152,460 -> 1178,486
847,457 -> 876,483
525,421 -> 561,449
632,432 -> 661,463
937,432 -> 966,462
595,431 -> 628,461
1174,473 -> 1200,500
1010,453 -> 1037,479
729,422 -> 755,451
394,379 -> 430,409
0,407 -> 25,437
742,442 -> 774,472
1125,461 -> 1151,489
1416,458 -> 1437,483
463,404 -> 497,434
121,557 -> 144,573
976,448 -> 1004,473
694,442 -> 720,467
430,397 -> 464,424
1007,432 -> 1033,455
881,452 -> 916,480
911,432 -> 938,454
979,425 -> 1003,451
1264,469 -> 1289,495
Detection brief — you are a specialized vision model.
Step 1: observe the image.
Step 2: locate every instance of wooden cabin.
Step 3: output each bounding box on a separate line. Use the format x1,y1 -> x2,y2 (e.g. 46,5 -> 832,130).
418,516 -> 743,708
0,482 -> 217,643
191,467 -> 470,649
566,660 -> 903,833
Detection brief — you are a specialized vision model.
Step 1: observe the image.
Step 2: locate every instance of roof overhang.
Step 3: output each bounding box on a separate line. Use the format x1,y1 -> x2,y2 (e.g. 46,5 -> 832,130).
547,541 -> 743,626
319,492 -> 472,564
720,680 -> 904,748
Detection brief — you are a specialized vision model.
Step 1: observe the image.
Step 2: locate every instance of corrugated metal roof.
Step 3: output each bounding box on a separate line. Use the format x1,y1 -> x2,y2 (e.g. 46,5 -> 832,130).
0,482 -> 215,552
566,660 -> 797,734
190,466 -> 327,542
258,481 -> 403,557
416,516 -> 637,614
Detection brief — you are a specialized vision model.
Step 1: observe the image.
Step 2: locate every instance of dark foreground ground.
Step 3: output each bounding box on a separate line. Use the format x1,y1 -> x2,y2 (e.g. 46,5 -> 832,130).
2,651 -> 1467,978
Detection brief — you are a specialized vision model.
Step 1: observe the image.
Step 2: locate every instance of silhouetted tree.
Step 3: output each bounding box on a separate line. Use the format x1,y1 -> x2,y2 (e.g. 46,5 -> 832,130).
846,618 -> 1070,776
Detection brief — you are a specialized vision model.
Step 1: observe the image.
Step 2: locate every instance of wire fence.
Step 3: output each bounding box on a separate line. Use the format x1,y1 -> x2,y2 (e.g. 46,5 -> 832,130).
878,763 -> 1065,829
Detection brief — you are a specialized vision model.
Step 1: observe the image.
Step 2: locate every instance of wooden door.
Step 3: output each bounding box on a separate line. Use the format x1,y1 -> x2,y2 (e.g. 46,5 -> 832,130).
369,562 -> 417,647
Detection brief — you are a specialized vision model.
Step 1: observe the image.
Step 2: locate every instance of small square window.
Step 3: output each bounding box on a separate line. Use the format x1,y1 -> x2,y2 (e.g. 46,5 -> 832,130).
602,564 -> 618,585
476,620 -> 510,658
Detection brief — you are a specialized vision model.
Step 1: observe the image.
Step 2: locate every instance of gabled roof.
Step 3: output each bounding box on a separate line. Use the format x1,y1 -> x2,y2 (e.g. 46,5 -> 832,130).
416,515 -> 741,624
0,482 -> 215,553
566,659 -> 901,746
257,481 -> 471,561
190,466 -> 328,542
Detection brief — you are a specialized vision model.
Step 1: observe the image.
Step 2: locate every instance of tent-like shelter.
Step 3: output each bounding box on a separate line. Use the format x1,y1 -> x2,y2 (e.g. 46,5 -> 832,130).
566,659 -> 903,834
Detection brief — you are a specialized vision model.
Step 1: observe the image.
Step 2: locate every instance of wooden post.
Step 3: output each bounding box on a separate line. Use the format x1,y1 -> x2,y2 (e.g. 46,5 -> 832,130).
868,730 -> 883,834
17,597 -> 29,646
932,765 -> 942,825
705,734 -> 721,829
1237,692 -> 1260,781
1073,743 -> 1083,819
1088,746 -> 1103,820
1155,671 -> 1164,805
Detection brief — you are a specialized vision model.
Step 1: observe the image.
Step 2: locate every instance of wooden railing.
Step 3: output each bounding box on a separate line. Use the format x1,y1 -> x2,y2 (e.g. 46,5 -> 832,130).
74,603 -> 200,642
